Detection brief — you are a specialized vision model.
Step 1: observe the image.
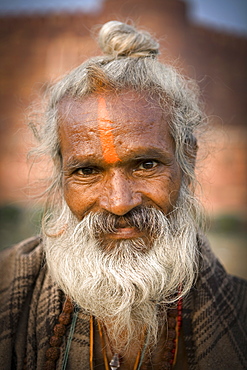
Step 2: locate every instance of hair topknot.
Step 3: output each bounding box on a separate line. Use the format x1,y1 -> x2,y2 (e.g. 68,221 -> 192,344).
98,20 -> 160,58
31,19 -> 205,204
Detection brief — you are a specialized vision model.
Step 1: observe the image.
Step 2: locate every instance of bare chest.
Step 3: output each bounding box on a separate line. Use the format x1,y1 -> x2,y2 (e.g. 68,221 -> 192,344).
93,325 -> 188,370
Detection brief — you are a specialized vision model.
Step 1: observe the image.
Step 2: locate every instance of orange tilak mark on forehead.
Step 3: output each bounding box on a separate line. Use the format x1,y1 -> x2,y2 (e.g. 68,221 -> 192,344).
98,96 -> 121,164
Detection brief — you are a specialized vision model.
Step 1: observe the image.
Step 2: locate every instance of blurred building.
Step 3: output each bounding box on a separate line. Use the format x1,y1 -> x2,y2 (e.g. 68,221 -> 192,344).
0,0 -> 246,217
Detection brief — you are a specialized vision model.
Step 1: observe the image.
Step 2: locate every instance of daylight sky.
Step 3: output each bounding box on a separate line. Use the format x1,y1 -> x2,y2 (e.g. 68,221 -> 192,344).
0,0 -> 246,37
186,0 -> 247,36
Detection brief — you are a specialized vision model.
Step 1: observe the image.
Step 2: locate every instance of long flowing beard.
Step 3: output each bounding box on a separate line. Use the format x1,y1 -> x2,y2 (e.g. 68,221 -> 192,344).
44,188 -> 199,353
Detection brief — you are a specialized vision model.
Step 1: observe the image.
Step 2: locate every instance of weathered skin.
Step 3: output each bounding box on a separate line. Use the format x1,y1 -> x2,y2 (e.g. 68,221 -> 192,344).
58,90 -> 182,243
97,96 -> 121,164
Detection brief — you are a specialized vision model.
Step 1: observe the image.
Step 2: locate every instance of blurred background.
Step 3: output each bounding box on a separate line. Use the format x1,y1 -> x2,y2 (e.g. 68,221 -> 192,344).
0,0 -> 246,278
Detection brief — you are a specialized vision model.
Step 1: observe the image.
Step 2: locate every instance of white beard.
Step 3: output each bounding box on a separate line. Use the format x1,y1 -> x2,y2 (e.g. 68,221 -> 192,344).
44,188 -> 199,353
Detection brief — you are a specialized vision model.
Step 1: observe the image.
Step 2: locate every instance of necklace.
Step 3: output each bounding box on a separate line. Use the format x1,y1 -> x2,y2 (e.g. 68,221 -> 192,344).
44,297 -> 74,370
90,298 -> 182,370
44,296 -> 183,370
95,319 -> 149,370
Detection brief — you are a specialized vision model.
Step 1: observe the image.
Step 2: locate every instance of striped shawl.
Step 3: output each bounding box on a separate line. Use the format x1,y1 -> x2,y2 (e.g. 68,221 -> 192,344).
0,236 -> 246,369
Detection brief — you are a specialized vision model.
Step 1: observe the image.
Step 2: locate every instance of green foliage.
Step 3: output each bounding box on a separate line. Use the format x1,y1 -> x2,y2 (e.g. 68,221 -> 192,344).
0,204 -> 43,251
209,213 -> 246,234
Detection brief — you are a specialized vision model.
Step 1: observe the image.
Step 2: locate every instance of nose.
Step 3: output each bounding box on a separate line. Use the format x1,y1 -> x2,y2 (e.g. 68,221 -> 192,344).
99,170 -> 142,216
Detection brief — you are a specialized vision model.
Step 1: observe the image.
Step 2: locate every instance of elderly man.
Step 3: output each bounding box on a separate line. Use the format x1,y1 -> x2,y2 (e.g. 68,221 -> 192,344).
0,21 -> 246,370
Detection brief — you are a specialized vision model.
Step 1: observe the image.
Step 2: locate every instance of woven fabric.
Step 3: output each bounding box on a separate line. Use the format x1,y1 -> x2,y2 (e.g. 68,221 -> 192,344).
183,237 -> 247,369
0,235 -> 246,369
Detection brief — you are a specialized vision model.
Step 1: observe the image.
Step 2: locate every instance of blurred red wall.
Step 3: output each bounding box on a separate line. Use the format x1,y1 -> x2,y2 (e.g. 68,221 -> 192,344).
0,0 -> 246,217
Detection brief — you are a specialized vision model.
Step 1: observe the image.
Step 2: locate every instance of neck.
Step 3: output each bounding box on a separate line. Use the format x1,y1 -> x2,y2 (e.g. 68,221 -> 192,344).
102,319 -> 147,356
95,318 -> 149,370
93,300 -> 182,369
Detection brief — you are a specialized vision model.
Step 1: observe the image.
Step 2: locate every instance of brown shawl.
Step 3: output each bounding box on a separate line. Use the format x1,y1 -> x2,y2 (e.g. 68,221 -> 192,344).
0,236 -> 246,369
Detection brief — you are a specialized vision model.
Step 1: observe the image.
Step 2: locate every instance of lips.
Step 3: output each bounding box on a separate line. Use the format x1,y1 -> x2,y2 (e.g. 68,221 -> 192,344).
93,207 -> 155,242
109,226 -> 144,239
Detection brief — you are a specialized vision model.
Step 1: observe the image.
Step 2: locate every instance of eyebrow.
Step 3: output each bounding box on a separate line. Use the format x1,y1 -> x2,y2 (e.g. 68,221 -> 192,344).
119,147 -> 175,164
131,148 -> 173,158
62,157 -> 100,172
63,147 -> 173,171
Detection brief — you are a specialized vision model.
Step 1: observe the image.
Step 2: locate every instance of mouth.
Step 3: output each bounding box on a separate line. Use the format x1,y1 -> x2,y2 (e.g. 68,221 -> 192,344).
106,226 -> 145,240
94,209 -> 151,243
96,217 -> 152,252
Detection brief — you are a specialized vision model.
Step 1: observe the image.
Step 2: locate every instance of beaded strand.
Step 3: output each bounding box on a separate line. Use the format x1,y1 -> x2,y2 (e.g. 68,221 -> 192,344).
44,297 -> 74,370
43,296 -> 182,370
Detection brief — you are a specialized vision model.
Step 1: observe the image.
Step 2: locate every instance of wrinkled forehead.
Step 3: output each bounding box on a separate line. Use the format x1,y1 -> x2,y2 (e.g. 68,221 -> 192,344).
57,90 -> 166,127
57,90 -> 176,166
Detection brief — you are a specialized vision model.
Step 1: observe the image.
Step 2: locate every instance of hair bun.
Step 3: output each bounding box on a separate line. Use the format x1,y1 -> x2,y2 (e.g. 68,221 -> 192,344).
98,21 -> 159,58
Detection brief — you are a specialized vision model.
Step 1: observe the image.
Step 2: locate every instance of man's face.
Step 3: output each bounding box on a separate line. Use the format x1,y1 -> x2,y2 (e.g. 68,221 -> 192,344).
46,92 -> 197,345
58,90 -> 182,244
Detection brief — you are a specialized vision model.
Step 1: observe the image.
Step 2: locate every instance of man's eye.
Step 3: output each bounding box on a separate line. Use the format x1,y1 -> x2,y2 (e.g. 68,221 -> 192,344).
76,167 -> 98,176
138,160 -> 158,170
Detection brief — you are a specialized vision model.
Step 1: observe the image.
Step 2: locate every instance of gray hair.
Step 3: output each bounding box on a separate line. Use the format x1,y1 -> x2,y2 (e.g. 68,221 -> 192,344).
31,20 -> 205,205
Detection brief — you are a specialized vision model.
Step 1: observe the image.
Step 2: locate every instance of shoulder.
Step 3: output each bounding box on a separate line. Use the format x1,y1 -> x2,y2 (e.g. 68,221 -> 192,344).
195,233 -> 247,319
0,237 -> 46,367
197,233 -> 247,302
0,236 -> 44,293
183,234 -> 247,369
